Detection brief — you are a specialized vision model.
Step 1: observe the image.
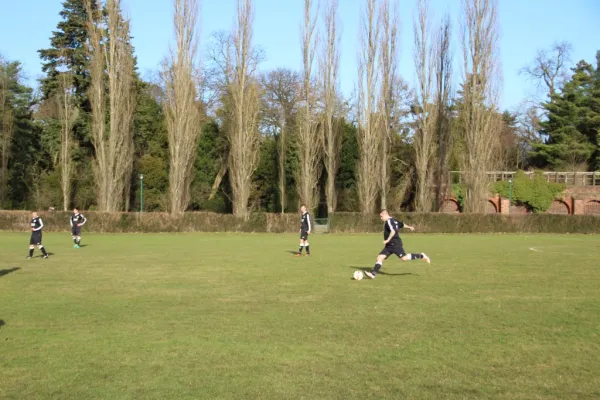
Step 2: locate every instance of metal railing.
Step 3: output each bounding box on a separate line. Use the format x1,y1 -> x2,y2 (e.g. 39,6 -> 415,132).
449,171 -> 600,186
313,218 -> 330,233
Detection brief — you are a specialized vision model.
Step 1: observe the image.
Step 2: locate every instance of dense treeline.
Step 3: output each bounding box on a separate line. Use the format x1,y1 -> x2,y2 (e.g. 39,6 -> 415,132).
0,0 -> 598,216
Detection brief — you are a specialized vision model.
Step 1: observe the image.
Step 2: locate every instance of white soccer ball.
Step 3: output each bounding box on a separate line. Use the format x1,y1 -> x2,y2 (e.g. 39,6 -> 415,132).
353,270 -> 364,280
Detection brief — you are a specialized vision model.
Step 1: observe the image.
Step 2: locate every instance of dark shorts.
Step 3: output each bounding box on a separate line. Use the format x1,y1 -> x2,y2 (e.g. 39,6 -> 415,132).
379,243 -> 405,259
300,230 -> 309,240
30,231 -> 42,245
72,226 -> 81,236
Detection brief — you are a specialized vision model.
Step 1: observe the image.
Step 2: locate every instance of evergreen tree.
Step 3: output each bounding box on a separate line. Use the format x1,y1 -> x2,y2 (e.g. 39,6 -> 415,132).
189,120 -> 231,213
0,59 -> 39,209
534,60 -> 599,170
131,81 -> 169,211
38,0 -> 95,104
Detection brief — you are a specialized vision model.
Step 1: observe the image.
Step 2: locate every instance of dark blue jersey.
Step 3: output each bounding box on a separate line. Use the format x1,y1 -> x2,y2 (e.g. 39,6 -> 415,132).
383,217 -> 403,244
300,212 -> 312,232
70,213 -> 87,227
31,217 -> 44,231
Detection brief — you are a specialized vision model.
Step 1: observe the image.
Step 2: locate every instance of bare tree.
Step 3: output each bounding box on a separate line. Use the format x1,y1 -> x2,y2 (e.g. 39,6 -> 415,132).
320,0 -> 341,213
261,68 -> 300,213
163,0 -> 203,214
433,14 -> 453,211
356,0 -> 381,214
226,0 -> 261,219
86,0 -> 136,212
459,0 -> 502,213
521,41 -> 572,100
297,0 -> 322,211
412,0 -> 437,212
378,0 -> 399,210
56,71 -> 79,211
0,61 -> 11,208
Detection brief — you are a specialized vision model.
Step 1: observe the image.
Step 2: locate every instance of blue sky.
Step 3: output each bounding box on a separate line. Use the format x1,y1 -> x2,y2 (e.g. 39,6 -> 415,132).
1,0 -> 599,111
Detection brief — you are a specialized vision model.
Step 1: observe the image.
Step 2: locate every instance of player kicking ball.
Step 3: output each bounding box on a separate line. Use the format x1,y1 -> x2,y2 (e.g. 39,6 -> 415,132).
364,209 -> 430,279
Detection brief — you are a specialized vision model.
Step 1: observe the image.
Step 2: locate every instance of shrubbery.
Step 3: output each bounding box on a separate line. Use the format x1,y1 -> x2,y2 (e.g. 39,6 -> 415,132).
1,211 -> 598,234
491,170 -> 565,213
329,212 -> 600,234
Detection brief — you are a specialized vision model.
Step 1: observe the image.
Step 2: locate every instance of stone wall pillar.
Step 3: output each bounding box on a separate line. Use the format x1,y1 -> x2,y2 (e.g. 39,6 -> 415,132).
573,199 -> 584,215
500,199 -> 510,214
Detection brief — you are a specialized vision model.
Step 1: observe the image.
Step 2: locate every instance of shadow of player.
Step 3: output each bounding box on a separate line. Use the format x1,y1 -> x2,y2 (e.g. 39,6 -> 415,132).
349,266 -> 416,277
0,267 -> 20,278
0,320 -> 5,329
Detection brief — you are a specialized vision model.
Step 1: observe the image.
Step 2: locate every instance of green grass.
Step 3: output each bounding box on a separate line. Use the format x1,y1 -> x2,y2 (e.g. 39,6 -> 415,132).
1,232 -> 599,400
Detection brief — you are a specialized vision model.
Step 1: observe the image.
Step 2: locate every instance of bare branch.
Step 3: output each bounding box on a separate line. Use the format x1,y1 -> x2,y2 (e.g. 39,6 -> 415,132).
320,0 -> 342,213
459,0 -> 502,212
412,0 -> 436,212
163,0 -> 203,214
56,70 -> 79,211
86,0 -> 136,211
356,0 -> 381,214
296,0 -> 322,211
520,41 -> 572,99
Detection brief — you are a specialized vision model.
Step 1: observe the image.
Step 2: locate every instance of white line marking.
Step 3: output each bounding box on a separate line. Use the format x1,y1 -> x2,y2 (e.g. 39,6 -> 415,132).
529,247 -> 543,252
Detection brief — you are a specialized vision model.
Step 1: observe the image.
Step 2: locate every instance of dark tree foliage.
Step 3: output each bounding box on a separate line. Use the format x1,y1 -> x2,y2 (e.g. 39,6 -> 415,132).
533,57 -> 600,171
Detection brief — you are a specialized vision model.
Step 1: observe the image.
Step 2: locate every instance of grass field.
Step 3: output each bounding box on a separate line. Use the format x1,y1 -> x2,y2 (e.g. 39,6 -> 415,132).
1,232 -> 599,400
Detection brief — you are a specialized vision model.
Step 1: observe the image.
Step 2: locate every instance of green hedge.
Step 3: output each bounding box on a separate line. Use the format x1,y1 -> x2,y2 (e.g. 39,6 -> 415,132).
329,212 -> 600,234
0,211 -> 299,233
1,211 -> 598,234
491,170 -> 565,213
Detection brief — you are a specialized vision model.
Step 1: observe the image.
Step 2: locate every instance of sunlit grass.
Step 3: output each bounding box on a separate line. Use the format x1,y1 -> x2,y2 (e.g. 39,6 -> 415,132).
1,232 -> 599,399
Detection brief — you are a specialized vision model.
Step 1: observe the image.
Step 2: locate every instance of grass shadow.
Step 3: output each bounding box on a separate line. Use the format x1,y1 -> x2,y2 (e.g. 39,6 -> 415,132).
0,320 -> 5,330
78,244 -> 90,248
0,267 -> 20,278
349,266 -> 416,277
285,250 -> 300,255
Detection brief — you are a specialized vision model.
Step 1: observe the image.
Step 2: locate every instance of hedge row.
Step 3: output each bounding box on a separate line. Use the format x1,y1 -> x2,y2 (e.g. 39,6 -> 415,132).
0,211 -> 299,233
329,212 -> 600,234
0,211 -> 598,234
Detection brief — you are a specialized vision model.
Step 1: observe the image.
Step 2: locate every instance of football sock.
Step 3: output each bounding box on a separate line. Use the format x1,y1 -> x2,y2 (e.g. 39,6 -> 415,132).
298,245 -> 303,253
409,253 -> 424,260
77,238 -> 81,246
40,246 -> 48,256
306,245 -> 310,254
29,248 -> 34,257
73,238 -> 77,244
373,262 -> 382,275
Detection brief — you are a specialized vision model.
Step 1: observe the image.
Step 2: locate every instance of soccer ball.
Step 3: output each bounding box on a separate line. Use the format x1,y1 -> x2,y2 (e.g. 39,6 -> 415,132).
353,270 -> 364,280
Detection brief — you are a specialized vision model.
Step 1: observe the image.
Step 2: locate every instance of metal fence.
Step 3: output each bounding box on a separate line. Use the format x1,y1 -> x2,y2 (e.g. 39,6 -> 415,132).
450,171 -> 600,186
313,218 -> 330,233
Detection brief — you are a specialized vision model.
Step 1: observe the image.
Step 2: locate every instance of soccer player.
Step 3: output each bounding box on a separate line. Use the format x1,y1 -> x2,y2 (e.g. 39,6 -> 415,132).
296,204 -> 312,256
28,211 -> 49,259
70,207 -> 87,248
364,209 -> 430,279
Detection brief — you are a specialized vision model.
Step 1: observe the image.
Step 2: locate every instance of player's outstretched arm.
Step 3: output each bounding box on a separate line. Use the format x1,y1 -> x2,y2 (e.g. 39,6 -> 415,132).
403,224 -> 415,231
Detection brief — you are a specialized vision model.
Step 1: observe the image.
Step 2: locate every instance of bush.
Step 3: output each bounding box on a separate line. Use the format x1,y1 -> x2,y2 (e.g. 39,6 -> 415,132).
1,211 -> 598,234
0,211 -> 299,233
451,184 -> 466,211
491,170 -> 565,213
329,212 -> 600,234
